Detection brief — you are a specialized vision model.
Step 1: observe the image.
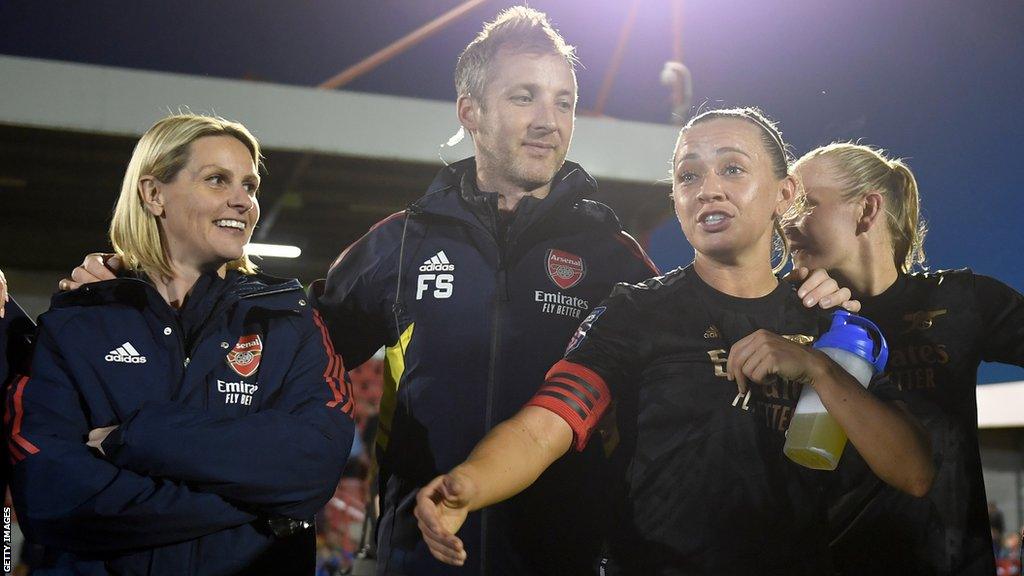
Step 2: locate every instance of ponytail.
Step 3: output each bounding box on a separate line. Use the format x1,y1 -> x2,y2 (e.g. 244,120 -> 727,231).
794,143 -> 927,272
888,161 -> 927,272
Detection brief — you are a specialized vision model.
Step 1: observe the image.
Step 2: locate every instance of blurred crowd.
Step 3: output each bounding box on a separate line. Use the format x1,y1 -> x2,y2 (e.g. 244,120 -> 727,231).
314,357 -> 383,576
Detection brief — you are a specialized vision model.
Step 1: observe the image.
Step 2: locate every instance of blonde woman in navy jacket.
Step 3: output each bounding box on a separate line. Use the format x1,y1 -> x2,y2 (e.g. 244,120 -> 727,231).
8,114 -> 355,575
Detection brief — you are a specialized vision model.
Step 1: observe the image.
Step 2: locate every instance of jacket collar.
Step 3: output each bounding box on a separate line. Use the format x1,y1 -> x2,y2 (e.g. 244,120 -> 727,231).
414,157 -> 597,236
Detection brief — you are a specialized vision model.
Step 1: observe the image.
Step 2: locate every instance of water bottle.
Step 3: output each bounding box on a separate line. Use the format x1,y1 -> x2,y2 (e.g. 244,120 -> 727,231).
784,310 -> 888,471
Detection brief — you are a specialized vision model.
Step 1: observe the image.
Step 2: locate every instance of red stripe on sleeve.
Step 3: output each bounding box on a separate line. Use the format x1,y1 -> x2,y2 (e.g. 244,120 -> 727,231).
614,231 -> 659,275
9,439 -> 24,463
311,310 -> 354,416
9,375 -> 39,460
526,360 -> 612,452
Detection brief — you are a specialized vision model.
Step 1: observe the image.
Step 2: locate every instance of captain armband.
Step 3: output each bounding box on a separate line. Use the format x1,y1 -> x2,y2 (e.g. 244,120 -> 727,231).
526,359 -> 611,452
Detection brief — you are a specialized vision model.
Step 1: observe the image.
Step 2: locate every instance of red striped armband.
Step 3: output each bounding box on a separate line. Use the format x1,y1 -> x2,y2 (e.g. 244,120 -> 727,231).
526,359 -> 611,452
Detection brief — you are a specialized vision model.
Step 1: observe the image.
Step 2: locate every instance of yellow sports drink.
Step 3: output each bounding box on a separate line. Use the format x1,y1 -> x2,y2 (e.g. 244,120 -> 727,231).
784,311 -> 888,471
784,410 -> 848,470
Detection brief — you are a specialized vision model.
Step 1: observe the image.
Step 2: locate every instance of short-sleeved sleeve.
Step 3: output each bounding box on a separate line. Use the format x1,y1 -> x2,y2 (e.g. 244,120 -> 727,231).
974,274 -> 1024,366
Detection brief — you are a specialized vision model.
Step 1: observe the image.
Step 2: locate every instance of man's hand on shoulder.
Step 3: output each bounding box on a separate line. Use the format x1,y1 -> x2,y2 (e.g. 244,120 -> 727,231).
59,253 -> 121,291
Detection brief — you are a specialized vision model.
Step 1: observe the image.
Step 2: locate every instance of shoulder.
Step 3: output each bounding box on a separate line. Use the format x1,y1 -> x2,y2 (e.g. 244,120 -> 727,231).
349,210 -> 408,250
571,199 -> 620,227
557,200 -> 660,274
41,280 -> 152,338
605,266 -> 695,310
36,304 -> 124,346
327,210 -> 408,276
911,267 -> 1023,296
35,307 -> 84,337
903,267 -> 992,302
905,267 -> 974,287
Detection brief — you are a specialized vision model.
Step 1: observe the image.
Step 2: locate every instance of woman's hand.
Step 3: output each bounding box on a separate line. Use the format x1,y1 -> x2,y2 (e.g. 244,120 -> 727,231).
786,267 -> 860,312
726,329 -> 829,397
59,253 -> 121,291
87,426 -> 118,456
414,471 -> 478,566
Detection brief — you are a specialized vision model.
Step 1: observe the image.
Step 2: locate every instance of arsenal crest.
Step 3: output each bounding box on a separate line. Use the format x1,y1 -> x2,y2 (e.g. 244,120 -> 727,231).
546,249 -> 586,290
226,334 -> 263,377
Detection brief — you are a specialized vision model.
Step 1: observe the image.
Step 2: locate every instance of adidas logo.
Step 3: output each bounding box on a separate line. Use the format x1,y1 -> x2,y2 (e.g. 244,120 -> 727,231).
105,341 -> 147,364
704,325 -> 720,339
419,250 -> 454,272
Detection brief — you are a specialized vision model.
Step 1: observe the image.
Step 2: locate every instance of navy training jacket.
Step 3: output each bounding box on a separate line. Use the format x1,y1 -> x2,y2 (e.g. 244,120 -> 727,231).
316,158 -> 658,576
8,271 -> 355,575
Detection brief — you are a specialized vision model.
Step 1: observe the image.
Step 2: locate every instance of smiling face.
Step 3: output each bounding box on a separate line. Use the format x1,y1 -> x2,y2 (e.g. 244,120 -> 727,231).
143,135 -> 260,275
672,117 -> 791,268
461,48 -> 576,195
787,156 -> 862,272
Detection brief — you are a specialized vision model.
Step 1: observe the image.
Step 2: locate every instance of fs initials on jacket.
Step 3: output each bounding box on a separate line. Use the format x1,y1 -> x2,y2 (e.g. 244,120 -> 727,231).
315,158 -> 658,576
7,271 -> 355,576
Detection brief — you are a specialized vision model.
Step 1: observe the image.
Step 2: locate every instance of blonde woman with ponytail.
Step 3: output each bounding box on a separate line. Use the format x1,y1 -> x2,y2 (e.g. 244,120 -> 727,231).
787,143 -> 1024,576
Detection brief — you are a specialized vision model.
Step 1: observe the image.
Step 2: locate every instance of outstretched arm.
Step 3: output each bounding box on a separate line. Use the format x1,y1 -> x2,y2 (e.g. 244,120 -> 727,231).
414,406 -> 573,566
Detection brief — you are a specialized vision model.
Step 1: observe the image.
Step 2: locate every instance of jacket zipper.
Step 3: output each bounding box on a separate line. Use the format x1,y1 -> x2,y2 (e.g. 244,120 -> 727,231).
481,255 -> 505,576
480,196 -> 516,576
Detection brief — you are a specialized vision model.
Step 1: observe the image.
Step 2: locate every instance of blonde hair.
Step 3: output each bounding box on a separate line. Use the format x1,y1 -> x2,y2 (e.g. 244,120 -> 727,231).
455,6 -> 578,102
795,143 -> 926,272
677,107 -> 801,273
109,114 -> 263,279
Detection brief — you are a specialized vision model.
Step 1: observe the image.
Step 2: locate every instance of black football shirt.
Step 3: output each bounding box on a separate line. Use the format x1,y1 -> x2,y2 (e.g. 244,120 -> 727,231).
554,265 -> 860,575
828,270 -> 1024,576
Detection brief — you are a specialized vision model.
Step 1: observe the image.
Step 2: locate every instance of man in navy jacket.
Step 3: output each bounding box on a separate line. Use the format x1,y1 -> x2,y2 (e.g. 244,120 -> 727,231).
315,7 -> 658,576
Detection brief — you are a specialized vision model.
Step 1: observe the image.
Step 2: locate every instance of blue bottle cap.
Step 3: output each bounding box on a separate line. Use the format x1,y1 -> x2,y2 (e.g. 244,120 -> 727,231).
812,310 -> 889,374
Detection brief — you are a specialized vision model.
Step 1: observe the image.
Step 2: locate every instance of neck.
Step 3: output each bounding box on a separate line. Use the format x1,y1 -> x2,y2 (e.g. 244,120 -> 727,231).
151,263 -> 226,309
475,165 -> 552,213
831,234 -> 901,298
693,253 -> 778,298
833,257 -> 899,299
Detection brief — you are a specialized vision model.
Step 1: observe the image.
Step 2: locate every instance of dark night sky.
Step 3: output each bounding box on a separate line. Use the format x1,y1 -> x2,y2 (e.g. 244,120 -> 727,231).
3,0 -> 1022,382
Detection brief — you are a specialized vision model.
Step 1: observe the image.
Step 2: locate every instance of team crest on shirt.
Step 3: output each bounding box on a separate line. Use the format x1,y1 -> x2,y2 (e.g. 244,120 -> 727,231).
902,309 -> 947,332
546,249 -> 586,290
226,334 -> 263,377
